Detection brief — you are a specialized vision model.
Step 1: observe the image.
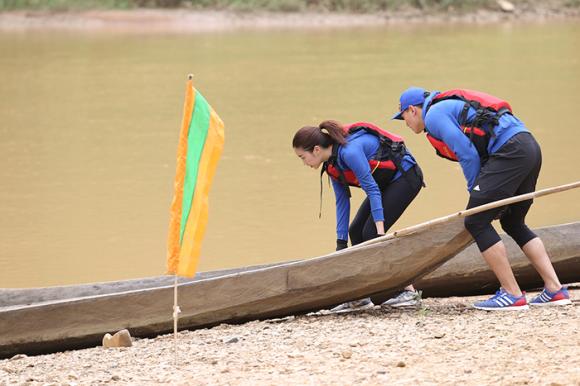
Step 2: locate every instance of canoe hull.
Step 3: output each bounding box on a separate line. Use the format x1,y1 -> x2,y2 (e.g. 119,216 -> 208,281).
0,217 -> 472,358
2,221 -> 578,358
6,222 -> 577,308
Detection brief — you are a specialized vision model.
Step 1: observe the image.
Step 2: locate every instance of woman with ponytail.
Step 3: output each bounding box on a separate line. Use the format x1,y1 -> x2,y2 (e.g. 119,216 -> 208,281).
292,120 -> 424,311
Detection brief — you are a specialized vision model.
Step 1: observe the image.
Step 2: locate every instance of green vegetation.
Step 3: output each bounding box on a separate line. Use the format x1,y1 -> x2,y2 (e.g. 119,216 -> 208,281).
0,0 -> 576,12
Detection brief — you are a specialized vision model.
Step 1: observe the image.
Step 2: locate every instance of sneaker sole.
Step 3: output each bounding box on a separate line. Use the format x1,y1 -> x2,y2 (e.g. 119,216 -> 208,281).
331,304 -> 375,314
473,304 -> 529,311
530,299 -> 572,306
384,301 -> 421,308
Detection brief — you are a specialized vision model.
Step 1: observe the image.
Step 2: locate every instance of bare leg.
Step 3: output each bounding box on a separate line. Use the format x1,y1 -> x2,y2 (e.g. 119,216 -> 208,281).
481,241 -> 522,296
521,237 -> 562,292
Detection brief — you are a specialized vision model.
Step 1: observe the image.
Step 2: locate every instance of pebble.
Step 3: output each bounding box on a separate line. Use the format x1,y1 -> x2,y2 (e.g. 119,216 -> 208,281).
497,0 -> 515,12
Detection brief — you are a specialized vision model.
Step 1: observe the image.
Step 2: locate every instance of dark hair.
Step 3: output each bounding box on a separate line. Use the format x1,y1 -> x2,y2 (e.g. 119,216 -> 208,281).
292,120 -> 347,152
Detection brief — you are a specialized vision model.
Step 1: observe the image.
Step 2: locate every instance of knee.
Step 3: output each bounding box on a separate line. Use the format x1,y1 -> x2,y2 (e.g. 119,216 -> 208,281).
464,215 -> 488,237
464,215 -> 501,252
500,218 -> 536,247
499,216 -> 521,235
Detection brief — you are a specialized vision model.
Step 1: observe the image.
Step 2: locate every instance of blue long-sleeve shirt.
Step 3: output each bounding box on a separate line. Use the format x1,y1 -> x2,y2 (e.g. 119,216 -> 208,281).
422,92 -> 528,191
331,130 -> 416,241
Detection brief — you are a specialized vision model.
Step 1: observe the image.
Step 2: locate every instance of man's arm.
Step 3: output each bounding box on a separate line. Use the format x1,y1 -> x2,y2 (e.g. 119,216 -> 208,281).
426,108 -> 481,191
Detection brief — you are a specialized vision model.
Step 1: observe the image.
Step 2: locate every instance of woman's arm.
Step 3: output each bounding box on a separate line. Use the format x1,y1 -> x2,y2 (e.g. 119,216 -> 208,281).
341,140 -> 385,235
331,178 -> 350,244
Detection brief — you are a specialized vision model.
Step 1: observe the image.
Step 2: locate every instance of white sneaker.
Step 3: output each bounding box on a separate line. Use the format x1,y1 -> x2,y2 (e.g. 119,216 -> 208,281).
330,298 -> 374,313
381,290 -> 421,308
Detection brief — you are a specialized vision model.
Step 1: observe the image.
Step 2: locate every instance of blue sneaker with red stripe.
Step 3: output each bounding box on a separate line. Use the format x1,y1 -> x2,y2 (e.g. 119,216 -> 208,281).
473,288 -> 529,311
530,287 -> 572,306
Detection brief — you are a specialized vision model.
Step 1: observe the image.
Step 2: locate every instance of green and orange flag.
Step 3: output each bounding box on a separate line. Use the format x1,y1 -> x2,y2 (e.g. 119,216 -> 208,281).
167,76 -> 225,277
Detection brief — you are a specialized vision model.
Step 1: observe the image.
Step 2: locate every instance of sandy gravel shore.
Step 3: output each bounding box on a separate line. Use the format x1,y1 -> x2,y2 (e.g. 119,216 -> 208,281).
0,6 -> 579,33
1,287 -> 578,385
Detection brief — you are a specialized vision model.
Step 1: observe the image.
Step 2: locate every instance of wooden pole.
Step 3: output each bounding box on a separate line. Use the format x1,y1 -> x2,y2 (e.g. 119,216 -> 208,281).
171,73 -> 193,366
173,274 -> 181,365
352,180 -> 580,249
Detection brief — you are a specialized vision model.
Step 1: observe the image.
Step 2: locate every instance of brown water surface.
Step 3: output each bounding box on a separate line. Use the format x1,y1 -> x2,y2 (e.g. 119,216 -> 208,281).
1,23 -> 579,287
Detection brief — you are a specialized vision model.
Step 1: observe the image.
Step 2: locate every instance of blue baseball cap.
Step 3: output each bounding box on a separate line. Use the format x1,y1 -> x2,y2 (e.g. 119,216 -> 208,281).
392,87 -> 427,120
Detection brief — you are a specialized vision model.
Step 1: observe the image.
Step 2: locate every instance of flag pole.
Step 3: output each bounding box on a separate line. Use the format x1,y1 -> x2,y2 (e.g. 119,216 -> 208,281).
173,274 -> 181,366
171,75 -> 193,367
168,72 -> 224,366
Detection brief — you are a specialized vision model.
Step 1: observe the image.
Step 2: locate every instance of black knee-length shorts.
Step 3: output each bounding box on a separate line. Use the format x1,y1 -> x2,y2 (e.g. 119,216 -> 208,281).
465,131 -> 542,251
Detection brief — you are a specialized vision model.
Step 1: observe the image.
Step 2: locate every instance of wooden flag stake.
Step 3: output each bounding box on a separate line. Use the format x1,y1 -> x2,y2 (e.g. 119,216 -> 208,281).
173,274 -> 181,366
172,73 -> 194,366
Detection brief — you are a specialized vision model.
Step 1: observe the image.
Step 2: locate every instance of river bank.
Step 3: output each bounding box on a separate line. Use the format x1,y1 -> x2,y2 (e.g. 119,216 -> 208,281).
1,3 -> 579,32
1,287 -> 578,385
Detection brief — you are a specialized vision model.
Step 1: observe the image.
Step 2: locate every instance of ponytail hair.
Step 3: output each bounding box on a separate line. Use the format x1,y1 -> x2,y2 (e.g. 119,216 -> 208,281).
292,120 -> 347,152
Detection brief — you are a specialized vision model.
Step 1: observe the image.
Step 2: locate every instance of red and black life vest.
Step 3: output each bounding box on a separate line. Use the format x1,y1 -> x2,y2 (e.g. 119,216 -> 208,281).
322,122 -> 407,196
425,89 -> 513,162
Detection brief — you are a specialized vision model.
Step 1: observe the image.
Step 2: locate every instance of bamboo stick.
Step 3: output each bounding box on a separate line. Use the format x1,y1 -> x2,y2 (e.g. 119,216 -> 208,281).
352,180 -> 580,249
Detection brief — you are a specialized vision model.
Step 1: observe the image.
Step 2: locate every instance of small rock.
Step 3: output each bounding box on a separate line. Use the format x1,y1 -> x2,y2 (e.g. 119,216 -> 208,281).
497,0 -> 515,12
10,354 -> 27,361
434,333 -> 446,339
341,350 -> 352,359
266,316 -> 295,323
111,375 -> 121,381
102,329 -> 133,348
396,361 -> 406,368
224,337 -> 239,344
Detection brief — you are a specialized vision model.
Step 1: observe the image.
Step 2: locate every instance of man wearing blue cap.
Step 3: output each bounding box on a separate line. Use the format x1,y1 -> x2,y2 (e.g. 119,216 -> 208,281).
392,87 -> 571,310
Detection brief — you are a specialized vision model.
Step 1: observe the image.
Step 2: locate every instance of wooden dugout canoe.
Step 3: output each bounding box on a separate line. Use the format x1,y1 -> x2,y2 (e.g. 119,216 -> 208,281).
1,221 -> 578,358
3,222 -> 578,308
0,217 -> 472,358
